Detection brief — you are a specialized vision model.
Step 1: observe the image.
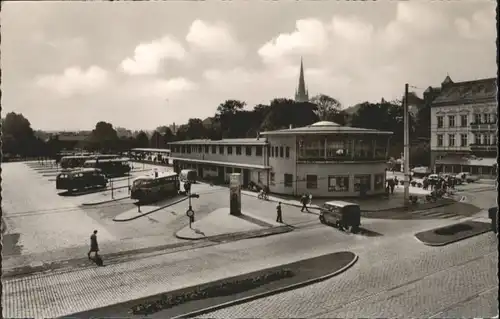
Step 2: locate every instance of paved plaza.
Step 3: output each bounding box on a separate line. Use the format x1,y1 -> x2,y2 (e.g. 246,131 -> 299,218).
1,161 -> 497,318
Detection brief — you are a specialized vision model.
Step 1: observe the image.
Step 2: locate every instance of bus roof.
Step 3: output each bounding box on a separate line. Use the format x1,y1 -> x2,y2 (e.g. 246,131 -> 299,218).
131,148 -> 171,153
85,158 -> 130,164
324,200 -> 359,208
59,167 -> 102,175
133,171 -> 177,181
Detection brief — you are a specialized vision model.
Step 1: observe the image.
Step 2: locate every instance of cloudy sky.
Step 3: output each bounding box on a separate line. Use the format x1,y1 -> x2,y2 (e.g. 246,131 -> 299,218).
1,1 -> 496,131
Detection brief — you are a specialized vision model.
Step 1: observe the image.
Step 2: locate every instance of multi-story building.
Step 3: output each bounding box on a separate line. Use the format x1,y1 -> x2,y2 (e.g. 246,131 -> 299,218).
169,121 -> 392,197
428,75 -> 497,178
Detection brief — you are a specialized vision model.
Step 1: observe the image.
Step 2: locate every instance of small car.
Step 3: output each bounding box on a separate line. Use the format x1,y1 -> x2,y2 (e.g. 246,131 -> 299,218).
319,201 -> 361,233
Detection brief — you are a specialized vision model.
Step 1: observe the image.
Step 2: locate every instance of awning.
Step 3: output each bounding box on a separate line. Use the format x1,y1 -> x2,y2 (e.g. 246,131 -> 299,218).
171,157 -> 271,170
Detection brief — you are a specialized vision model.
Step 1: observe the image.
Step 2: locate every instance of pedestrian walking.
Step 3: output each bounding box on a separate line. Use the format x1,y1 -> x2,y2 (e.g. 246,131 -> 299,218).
87,230 -> 99,260
394,176 -> 399,188
276,202 -> 283,223
300,194 -> 308,212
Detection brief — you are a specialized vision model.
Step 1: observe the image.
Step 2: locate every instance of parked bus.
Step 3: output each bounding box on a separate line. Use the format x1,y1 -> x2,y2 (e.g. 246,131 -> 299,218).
59,154 -> 120,169
83,158 -> 131,177
130,171 -> 180,203
56,168 -> 108,193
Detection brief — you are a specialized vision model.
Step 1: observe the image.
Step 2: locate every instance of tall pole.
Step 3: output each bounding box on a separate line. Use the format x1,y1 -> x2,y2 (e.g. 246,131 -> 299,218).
403,83 -> 410,206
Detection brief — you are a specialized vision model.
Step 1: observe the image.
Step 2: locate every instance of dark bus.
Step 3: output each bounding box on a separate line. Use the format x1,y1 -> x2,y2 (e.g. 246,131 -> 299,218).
56,168 -> 108,193
131,172 -> 180,203
83,158 -> 132,177
59,154 -> 120,169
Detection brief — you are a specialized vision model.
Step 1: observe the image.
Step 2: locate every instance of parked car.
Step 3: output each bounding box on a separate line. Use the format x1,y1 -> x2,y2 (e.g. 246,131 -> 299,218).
457,172 -> 480,183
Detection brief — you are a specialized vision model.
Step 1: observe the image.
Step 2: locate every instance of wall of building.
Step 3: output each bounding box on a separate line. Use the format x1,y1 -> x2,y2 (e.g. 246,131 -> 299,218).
430,101 -> 497,152
295,162 -> 387,197
266,136 -> 298,195
170,144 -> 266,167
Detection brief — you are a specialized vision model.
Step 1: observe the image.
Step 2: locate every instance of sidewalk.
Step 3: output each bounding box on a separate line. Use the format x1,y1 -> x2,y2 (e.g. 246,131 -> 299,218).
175,208 -> 281,240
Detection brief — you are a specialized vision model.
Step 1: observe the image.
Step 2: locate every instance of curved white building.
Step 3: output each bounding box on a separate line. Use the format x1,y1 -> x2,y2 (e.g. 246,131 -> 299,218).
169,121 -> 392,198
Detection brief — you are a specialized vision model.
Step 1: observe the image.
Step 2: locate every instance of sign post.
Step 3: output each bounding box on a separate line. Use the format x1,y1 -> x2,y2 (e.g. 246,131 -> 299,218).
229,173 -> 242,216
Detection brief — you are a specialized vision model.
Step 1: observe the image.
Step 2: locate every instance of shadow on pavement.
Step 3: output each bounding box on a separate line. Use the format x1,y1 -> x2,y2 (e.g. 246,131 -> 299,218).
58,186 -> 128,197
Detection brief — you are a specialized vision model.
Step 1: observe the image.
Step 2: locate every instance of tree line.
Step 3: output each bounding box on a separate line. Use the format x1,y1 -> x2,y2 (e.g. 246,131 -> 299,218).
1,93 -> 431,165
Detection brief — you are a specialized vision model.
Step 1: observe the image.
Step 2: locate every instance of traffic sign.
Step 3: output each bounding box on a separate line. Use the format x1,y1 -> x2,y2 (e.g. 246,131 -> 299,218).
186,210 -> 194,217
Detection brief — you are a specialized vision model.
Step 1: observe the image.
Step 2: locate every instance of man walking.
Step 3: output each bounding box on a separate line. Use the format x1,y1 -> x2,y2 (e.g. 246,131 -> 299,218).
88,230 -> 99,260
276,202 -> 283,223
300,194 -> 308,212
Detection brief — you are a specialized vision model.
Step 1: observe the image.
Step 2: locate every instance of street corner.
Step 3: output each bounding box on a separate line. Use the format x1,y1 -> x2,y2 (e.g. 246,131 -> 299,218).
414,220 -> 493,246
174,208 -> 263,240
112,196 -> 188,221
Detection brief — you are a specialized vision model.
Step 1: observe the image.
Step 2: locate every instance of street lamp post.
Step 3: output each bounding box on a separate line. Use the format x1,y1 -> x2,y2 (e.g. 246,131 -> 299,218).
403,83 -> 410,206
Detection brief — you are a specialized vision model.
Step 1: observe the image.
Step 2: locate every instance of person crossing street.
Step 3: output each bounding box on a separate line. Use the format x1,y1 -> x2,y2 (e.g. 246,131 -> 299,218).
276,202 -> 283,223
87,230 -> 99,260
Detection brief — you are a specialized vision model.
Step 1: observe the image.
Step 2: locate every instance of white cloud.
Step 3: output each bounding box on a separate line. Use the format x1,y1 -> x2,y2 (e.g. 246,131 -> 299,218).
35,66 -> 109,97
258,18 -> 329,64
186,20 -> 242,56
329,16 -> 374,44
136,77 -> 197,98
455,9 -> 496,40
120,36 -> 186,75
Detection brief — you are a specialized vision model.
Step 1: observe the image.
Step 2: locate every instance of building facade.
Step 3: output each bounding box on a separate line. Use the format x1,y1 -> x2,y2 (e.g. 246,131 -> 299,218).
169,121 -> 392,198
428,76 -> 497,178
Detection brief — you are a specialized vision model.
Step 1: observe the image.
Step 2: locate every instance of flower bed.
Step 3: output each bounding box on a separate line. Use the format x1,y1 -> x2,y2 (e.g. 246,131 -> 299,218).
130,269 -> 294,315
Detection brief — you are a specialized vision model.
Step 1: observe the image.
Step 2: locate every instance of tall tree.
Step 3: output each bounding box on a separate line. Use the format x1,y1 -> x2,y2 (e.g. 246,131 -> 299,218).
215,100 -> 246,138
1,112 -> 37,156
260,99 -> 319,131
135,131 -> 150,148
310,94 -> 342,121
89,121 -> 119,152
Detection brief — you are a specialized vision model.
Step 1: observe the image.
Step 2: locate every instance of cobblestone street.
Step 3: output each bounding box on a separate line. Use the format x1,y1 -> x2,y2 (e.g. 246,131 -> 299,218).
2,218 -> 497,318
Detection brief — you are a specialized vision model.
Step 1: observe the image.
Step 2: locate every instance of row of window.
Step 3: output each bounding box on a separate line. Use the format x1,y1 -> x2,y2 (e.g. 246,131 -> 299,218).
269,173 -> 386,192
172,144 -> 264,156
172,144 -> 293,159
436,133 -> 497,147
269,145 -> 291,159
436,113 -> 497,128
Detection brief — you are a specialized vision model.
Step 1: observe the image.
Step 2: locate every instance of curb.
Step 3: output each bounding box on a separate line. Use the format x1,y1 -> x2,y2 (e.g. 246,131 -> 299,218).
82,195 -> 130,206
112,197 -> 189,221
174,225 -> 292,241
171,252 -> 359,319
415,228 -> 492,246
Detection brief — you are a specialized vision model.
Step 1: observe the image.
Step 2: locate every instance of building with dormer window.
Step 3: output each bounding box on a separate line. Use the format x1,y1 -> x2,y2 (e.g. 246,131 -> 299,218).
428,75 -> 497,177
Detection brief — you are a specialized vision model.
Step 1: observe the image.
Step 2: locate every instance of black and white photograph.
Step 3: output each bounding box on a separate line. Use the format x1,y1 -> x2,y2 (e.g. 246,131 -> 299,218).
1,1 -> 498,318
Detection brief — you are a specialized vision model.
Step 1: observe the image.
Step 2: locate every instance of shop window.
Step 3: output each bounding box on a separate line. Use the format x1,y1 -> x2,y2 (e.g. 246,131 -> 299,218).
219,146 -> 224,154
328,175 -> 349,192
306,175 -> 318,189
211,145 -> 216,154
374,174 -> 385,190
227,146 -> 233,154
198,145 -> 202,152
284,174 -> 293,187
280,146 -> 284,158
270,145 -> 274,157
204,146 -> 209,153
354,174 -> 371,191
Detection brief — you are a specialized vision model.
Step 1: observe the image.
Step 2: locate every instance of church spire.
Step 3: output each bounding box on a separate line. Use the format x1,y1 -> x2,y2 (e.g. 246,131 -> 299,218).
295,57 -> 309,102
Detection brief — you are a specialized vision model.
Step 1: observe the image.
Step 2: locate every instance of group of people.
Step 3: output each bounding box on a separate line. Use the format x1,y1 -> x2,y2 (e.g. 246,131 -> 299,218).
274,193 -> 313,224
422,175 -> 456,191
